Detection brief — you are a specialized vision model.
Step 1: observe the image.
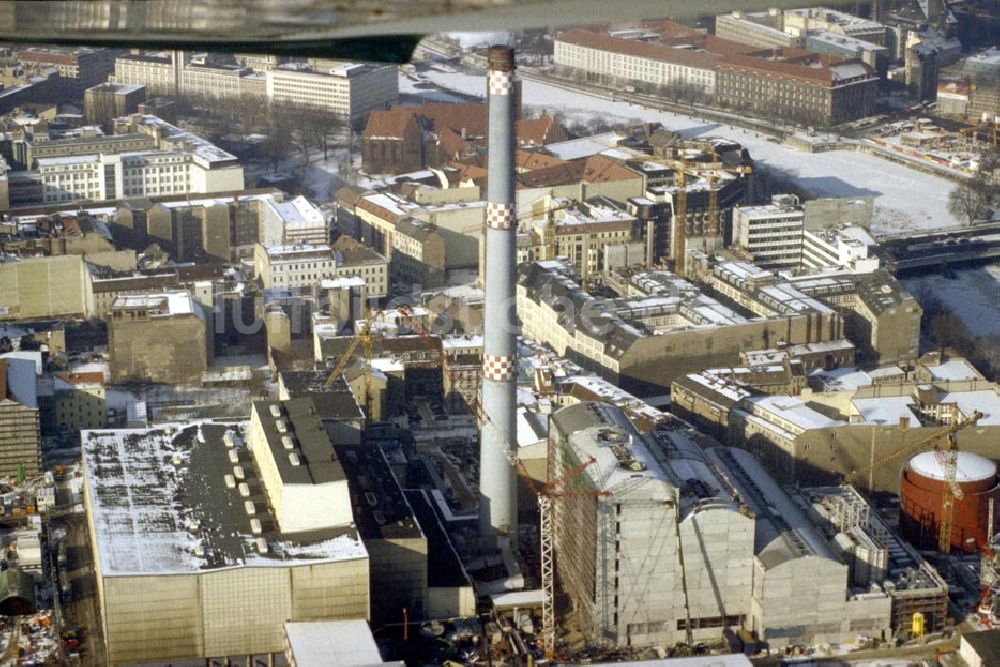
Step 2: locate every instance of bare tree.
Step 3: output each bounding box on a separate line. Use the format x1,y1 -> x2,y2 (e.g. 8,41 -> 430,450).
948,149 -> 999,226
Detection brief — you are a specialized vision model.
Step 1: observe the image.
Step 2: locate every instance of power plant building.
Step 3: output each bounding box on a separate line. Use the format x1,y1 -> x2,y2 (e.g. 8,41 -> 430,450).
81,420 -> 370,665
549,402 -> 944,649
548,402 -> 755,647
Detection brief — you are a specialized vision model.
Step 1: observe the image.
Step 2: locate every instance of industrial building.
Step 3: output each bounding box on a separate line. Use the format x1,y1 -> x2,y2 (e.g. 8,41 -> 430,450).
82,420 -> 370,665
283,619 -> 402,666
548,402 -> 755,648
547,401 -> 938,649
726,372 -> 1000,493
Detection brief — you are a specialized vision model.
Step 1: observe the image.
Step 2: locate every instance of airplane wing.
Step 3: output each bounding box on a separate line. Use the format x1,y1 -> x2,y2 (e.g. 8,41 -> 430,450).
0,0 -> 836,63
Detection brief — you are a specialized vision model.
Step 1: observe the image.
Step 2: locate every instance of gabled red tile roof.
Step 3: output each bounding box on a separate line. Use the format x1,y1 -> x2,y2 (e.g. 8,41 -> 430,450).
516,150 -> 568,171
581,154 -> 641,183
517,116 -> 555,147
362,107 -> 419,140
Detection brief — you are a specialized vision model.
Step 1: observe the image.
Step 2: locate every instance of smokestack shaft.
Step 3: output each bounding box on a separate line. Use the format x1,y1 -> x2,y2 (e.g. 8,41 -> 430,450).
480,45 -> 518,539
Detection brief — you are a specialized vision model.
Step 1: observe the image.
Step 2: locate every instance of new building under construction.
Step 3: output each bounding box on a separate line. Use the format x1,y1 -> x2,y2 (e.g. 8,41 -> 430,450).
547,402 -> 948,651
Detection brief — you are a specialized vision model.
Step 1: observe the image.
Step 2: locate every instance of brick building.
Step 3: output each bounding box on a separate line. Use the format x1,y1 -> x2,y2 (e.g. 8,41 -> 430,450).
716,50 -> 877,126
361,102 -> 565,174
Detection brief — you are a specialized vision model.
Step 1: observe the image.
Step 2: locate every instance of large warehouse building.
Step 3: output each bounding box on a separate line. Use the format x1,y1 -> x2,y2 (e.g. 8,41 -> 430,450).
82,416 -> 371,665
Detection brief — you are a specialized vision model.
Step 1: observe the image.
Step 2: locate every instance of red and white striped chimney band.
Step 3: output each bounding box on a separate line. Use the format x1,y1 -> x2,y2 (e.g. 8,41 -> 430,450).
486,202 -> 514,230
482,354 -> 514,382
488,70 -> 513,96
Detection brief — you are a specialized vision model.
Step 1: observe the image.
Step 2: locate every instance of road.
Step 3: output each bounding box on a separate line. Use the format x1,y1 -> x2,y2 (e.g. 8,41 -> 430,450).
60,514 -> 107,667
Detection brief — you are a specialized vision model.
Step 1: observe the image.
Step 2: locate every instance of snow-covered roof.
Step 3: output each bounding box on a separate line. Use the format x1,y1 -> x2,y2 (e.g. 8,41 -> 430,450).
852,396 -> 920,427
268,196 -> 325,229
81,423 -> 367,576
747,395 -> 845,431
111,291 -> 197,317
939,389 -> 1000,426
924,358 -> 980,382
284,620 -> 391,667
809,366 -> 872,391
909,450 -> 996,483
544,132 -> 621,160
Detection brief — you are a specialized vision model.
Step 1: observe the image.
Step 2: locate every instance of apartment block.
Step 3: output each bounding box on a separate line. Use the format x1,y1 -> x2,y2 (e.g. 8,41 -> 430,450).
16,46 -> 118,98
0,357 -> 42,479
254,244 -> 337,290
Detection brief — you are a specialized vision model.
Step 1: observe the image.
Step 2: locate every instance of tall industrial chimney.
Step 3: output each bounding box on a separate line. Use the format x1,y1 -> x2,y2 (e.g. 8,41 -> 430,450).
479,45 -> 518,541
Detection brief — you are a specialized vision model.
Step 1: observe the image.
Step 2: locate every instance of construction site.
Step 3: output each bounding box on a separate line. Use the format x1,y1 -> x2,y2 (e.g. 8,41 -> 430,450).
303,47 -> 998,663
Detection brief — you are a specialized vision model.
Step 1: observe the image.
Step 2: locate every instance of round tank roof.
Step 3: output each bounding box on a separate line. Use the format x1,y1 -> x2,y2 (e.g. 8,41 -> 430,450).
908,451 -> 997,483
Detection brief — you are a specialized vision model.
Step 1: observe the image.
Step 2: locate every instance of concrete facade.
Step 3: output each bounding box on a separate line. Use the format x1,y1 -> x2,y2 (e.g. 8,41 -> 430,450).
108,291 -> 209,385
0,254 -> 93,320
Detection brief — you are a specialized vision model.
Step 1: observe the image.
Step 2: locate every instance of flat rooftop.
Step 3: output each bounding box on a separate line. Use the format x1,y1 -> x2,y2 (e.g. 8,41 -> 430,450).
285,620 -> 398,666
82,422 -> 366,576
110,291 -> 196,317
252,399 -> 348,486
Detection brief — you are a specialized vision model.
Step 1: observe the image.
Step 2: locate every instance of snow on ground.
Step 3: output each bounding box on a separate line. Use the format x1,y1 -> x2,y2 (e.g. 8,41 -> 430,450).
399,74 -> 468,104
903,264 -> 1000,339
420,68 -> 960,235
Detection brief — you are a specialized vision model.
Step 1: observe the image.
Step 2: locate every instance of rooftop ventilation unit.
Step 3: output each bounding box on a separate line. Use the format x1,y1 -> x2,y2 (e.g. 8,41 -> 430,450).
233,465 -> 245,481
281,435 -> 295,450
288,452 -> 301,466
269,404 -> 282,418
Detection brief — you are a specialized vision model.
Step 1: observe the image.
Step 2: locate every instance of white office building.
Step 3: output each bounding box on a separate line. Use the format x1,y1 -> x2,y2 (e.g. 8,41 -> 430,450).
265,63 -> 399,124
732,194 -> 805,269
36,115 -> 243,204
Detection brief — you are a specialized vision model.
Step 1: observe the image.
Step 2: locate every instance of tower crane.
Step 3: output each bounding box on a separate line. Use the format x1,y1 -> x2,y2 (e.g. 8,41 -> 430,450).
470,395 -> 608,660
671,165 -> 687,277
845,408 -> 983,553
322,310 -> 380,417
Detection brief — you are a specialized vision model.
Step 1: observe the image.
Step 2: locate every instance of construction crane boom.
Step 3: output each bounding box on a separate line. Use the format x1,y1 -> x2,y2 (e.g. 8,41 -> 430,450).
470,395 -> 606,660
846,409 -> 982,554
322,311 -> 380,417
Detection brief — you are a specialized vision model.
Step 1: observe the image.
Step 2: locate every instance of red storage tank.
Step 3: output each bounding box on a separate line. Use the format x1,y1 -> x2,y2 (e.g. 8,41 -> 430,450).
900,451 -> 1000,553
